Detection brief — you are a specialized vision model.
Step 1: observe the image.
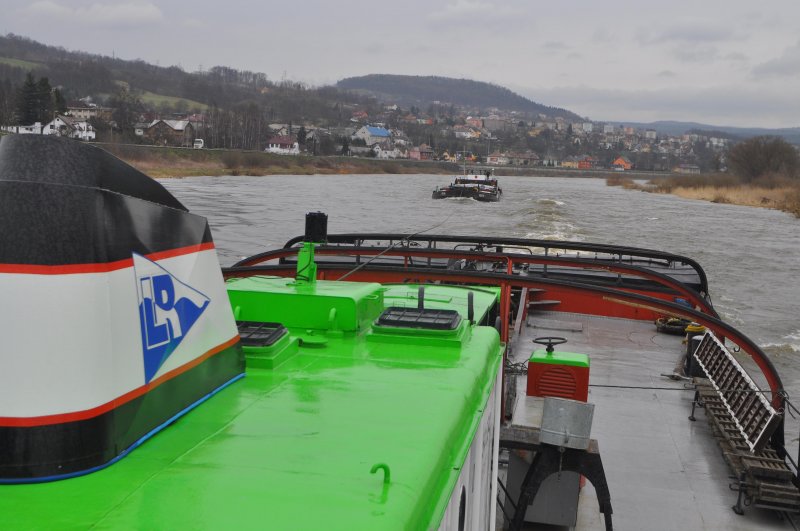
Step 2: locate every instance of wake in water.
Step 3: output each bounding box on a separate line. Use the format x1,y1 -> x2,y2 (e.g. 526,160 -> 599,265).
762,330 -> 800,356
515,197 -> 585,241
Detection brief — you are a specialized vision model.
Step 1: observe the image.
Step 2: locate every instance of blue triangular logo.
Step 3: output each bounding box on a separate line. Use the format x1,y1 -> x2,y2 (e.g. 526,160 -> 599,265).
133,253 -> 210,383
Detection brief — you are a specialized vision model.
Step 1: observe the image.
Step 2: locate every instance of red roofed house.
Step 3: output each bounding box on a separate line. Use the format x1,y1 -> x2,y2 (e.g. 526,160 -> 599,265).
265,136 -> 300,155
612,156 -> 633,171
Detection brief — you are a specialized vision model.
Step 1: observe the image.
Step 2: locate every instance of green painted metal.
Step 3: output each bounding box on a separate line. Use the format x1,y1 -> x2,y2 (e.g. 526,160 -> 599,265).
294,241 -> 318,285
227,276 -> 385,332
242,330 -> 300,370
1,279 -> 503,530
530,349 -> 590,368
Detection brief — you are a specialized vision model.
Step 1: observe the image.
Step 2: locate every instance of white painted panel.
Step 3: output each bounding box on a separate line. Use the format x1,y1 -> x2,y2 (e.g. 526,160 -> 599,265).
437,369 -> 501,531
0,249 -> 238,417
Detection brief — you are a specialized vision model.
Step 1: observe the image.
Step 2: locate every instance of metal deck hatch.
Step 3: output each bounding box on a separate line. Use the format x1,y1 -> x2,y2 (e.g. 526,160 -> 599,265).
236,321 -> 288,347
376,307 -> 462,330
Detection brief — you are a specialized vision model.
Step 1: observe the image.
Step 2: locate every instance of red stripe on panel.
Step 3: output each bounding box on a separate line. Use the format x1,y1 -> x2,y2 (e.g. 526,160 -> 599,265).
0,242 -> 216,275
0,335 -> 240,427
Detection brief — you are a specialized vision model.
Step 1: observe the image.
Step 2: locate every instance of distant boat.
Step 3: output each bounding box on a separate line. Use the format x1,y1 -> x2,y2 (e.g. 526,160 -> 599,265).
432,167 -> 502,202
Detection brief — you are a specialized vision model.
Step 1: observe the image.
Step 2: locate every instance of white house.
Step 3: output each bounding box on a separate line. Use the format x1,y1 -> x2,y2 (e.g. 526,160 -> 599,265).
353,125 -> 391,145
0,122 -> 43,135
372,144 -> 405,159
486,152 -> 511,165
265,135 -> 300,155
43,115 -> 95,141
268,124 -> 291,137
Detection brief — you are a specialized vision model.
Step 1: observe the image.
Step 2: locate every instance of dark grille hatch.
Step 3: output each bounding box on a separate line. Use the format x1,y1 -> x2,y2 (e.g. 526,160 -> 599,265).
376,307 -> 461,330
236,321 -> 288,347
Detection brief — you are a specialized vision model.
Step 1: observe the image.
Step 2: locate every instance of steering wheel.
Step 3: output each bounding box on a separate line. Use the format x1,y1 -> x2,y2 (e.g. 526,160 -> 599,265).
532,336 -> 567,353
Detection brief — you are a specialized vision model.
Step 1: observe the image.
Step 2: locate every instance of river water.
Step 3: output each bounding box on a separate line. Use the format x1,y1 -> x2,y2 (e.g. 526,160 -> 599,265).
161,173 -> 800,388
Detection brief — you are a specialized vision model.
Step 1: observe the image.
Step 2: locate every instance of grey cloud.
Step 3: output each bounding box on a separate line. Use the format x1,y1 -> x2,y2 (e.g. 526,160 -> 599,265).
725,52 -> 748,63
426,0 -> 526,30
542,41 -> 569,52
672,44 -> 719,63
657,70 -> 676,78
23,1 -> 163,28
638,25 -> 738,46
752,41 -> 800,78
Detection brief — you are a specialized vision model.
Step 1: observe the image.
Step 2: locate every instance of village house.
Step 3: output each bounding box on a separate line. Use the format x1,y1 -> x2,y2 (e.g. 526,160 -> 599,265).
1,116 -> 94,140
353,125 -> 391,146
611,156 -> 633,171
482,115 -> 507,132
1,122 -> 43,135
66,104 -> 112,122
143,119 -> 195,147
465,116 -> 483,128
578,155 -> 599,169
268,124 -> 291,137
507,152 -> 541,166
561,156 -> 580,169
373,143 -> 405,159
486,151 -> 511,165
347,145 -> 372,156
43,115 -> 95,141
454,125 -> 480,139
408,144 -> 435,161
390,129 -> 410,146
673,163 -> 701,174
265,136 -> 300,155
350,110 -> 369,122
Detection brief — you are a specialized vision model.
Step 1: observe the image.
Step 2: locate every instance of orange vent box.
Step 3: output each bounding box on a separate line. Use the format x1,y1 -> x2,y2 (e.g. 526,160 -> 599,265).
527,349 -> 590,402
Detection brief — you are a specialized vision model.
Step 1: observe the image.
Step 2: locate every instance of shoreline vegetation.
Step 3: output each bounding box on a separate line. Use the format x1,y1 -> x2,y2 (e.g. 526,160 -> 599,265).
98,142 -> 800,218
607,174 -> 800,218
102,143 -> 459,178
101,142 -> 635,178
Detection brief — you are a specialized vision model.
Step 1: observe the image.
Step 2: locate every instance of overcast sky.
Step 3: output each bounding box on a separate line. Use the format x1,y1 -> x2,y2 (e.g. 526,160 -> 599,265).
4,0 -> 800,128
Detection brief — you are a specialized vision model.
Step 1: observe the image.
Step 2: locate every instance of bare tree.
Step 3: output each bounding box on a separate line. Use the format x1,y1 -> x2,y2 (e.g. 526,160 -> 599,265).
728,136 -> 799,183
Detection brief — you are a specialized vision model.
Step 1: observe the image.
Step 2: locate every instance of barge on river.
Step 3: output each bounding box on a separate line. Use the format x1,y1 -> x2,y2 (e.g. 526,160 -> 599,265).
432,168 -> 502,202
1,135 -> 799,530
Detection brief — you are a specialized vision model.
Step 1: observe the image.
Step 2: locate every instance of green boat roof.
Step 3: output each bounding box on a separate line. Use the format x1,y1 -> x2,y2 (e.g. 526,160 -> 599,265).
2,279 -> 503,530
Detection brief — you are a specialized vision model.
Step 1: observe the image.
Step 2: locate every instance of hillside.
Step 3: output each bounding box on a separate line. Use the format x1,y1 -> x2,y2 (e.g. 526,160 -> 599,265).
0,34 -> 369,124
608,120 -> 800,144
0,35 -> 581,126
337,74 -> 581,120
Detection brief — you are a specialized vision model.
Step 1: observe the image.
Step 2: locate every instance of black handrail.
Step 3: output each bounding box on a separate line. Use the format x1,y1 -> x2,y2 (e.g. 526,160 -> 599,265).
229,245 -> 717,317
277,233 -> 710,295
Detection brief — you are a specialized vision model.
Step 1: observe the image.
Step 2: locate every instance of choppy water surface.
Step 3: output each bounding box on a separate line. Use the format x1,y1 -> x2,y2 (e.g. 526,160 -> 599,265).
162,174 -> 800,385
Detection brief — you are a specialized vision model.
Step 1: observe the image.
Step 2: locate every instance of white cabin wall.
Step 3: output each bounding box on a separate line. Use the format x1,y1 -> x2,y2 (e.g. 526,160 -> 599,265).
437,369 -> 501,531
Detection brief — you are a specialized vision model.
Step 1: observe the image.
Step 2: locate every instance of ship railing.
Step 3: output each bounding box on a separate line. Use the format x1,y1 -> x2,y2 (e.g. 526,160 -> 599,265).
234,243 -> 714,317
279,233 -> 710,295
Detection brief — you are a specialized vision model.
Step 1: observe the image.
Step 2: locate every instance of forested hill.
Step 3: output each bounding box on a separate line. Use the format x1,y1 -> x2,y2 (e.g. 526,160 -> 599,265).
337,74 -> 581,120
0,34 -> 370,125
1,35 -> 581,127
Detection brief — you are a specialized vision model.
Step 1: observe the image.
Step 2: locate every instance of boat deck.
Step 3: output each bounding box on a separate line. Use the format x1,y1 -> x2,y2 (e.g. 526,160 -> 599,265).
507,311 -> 797,530
1,282 -> 505,530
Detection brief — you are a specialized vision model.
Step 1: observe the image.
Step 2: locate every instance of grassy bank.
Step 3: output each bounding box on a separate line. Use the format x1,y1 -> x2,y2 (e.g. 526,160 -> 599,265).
98,143 -> 655,179
607,174 -> 800,217
99,143 -> 459,178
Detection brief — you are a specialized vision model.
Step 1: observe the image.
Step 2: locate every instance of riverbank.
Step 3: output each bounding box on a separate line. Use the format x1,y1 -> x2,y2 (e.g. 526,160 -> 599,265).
607,175 -> 800,218
99,143 -> 658,179
100,143 -> 459,178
